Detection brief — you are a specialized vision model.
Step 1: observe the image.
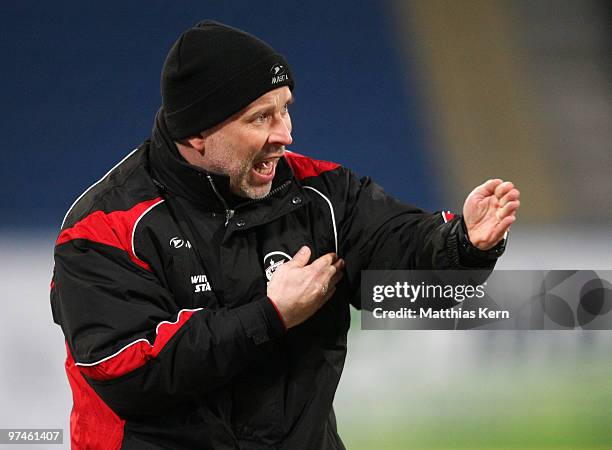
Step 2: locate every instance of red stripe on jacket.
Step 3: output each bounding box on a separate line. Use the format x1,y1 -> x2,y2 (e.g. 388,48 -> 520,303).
284,152 -> 339,180
56,197 -> 164,271
78,309 -> 200,381
65,343 -> 125,450
441,211 -> 455,223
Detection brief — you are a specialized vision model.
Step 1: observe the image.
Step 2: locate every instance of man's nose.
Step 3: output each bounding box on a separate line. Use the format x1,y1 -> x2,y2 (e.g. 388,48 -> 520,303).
269,117 -> 293,146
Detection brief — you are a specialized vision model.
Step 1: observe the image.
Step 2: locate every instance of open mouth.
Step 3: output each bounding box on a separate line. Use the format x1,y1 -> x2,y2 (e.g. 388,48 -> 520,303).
251,152 -> 284,182
253,159 -> 275,176
250,157 -> 280,183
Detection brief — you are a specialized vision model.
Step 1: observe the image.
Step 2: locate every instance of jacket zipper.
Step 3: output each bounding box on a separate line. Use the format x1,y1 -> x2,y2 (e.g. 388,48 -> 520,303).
205,175 -> 234,226
205,175 -> 292,227
234,180 -> 292,209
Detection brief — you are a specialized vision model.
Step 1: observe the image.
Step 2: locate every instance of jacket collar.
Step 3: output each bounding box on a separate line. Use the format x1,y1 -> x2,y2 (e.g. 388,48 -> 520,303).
148,109 -> 295,211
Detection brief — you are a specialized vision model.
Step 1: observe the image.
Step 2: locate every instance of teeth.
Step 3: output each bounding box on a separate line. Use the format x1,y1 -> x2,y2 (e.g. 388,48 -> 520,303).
254,160 -> 273,175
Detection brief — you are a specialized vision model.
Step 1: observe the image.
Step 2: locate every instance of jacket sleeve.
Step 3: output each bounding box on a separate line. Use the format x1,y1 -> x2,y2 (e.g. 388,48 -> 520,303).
332,168 -> 496,308
51,232 -> 284,419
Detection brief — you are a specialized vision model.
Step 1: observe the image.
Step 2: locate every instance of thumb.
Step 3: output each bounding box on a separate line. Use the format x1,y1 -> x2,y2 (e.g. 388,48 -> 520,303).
289,246 -> 311,267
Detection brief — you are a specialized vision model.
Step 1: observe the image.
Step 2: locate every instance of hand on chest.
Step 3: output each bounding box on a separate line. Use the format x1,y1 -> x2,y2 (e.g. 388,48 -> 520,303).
164,209 -> 335,310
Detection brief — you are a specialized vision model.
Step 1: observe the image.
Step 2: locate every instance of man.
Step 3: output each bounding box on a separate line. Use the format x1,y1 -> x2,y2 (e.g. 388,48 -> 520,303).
51,20 -> 520,450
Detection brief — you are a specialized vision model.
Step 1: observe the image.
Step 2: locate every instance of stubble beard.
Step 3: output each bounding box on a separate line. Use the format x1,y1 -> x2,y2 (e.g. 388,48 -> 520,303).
215,146 -> 273,200
232,159 -> 273,200
204,133 -> 277,200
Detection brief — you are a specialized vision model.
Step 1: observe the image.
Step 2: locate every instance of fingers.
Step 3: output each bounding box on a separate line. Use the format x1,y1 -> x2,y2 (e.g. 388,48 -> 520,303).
327,259 -> 345,286
494,198 -> 518,237
495,215 -> 516,237
322,285 -> 337,302
473,178 -> 503,196
499,188 -> 520,208
288,249 -> 345,301
289,246 -> 311,267
316,257 -> 345,299
311,252 -> 339,271
268,248 -> 345,329
317,258 -> 344,285
289,248 -> 339,270
496,200 -> 520,220
319,270 -> 342,302
478,214 -> 515,250
494,181 -> 515,199
493,181 -> 521,211
486,180 -> 521,221
495,180 -> 520,222
289,249 -> 343,281
473,179 -> 521,203
331,257 -> 345,272
328,265 -> 344,288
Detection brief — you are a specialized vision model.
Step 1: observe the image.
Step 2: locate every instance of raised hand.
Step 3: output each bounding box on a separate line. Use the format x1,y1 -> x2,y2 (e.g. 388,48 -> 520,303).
462,179 -> 520,250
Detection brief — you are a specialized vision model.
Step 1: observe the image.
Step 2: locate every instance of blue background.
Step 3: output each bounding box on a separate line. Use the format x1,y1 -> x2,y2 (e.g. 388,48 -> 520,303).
1,0 -> 438,229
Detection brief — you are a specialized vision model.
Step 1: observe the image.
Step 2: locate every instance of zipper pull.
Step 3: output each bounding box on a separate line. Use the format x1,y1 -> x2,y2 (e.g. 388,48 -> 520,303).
152,178 -> 167,193
225,209 -> 235,226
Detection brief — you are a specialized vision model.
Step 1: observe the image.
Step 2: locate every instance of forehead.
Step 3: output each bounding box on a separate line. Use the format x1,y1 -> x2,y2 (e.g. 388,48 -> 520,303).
245,86 -> 292,110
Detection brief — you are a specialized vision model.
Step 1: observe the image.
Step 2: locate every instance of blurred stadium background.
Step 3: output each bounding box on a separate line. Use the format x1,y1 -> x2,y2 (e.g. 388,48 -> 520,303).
1,1 -> 611,448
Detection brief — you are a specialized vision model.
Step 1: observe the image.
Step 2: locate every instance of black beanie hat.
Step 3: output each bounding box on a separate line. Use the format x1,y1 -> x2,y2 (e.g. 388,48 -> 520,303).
161,20 -> 294,140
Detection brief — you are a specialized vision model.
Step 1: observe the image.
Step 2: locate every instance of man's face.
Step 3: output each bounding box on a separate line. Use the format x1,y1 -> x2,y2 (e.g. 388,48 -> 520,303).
201,86 -> 293,199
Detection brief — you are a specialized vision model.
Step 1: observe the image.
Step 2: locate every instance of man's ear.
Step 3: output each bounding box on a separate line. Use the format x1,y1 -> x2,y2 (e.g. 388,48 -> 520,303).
184,134 -> 206,154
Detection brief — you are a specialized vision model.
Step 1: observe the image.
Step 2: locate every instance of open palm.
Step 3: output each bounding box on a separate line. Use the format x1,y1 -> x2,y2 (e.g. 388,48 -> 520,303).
462,179 -> 520,250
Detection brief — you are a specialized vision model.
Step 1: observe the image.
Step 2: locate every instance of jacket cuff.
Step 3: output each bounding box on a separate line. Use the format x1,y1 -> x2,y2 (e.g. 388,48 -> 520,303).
262,297 -> 287,337
458,217 -> 505,266
446,217 -> 497,268
265,296 -> 288,332
234,297 -> 286,346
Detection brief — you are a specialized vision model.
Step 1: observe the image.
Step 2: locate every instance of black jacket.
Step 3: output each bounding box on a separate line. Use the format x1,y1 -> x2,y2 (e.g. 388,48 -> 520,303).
51,114 -> 494,449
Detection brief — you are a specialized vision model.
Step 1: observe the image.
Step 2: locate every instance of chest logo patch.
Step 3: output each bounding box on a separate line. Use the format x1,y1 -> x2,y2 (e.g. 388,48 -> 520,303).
170,237 -> 192,249
263,251 -> 292,281
191,274 -> 211,293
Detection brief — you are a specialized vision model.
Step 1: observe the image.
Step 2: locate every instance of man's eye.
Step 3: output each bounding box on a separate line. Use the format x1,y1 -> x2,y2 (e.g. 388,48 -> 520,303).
254,113 -> 268,122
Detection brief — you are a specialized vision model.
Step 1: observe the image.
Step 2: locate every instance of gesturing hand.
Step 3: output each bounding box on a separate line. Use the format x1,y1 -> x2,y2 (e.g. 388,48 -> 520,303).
267,246 -> 344,329
462,179 -> 520,250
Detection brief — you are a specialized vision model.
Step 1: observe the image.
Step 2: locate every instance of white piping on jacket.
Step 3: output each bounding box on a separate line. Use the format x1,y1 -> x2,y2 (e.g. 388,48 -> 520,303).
75,308 -> 204,367
303,186 -> 338,254
61,148 -> 140,228
131,198 -> 165,265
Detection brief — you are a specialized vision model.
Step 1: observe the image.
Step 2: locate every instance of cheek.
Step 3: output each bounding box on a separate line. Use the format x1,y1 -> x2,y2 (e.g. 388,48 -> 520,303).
204,136 -> 239,173
206,129 -> 265,172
